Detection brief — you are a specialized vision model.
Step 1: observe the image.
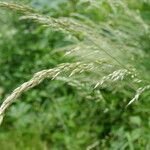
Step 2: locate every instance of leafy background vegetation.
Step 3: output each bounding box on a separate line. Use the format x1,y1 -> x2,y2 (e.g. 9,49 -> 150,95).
0,0 -> 150,149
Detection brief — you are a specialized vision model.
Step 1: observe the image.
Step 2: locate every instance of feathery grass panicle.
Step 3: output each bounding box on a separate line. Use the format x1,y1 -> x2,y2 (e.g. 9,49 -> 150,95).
94,69 -> 133,89
0,0 -> 150,125
0,1 -> 34,13
20,14 -> 86,37
0,62 -> 95,124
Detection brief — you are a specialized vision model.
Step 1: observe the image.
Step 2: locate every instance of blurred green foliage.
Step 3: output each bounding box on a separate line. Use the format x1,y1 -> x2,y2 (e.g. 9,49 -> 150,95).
0,0 -> 150,150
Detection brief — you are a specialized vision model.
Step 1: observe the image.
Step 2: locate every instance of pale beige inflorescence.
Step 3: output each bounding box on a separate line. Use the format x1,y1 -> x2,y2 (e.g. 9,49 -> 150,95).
0,62 -> 94,125
0,1 -> 150,125
0,1 -> 34,13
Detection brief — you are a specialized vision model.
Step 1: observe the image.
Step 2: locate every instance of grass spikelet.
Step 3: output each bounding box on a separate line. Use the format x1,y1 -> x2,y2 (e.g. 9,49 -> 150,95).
127,85 -> 150,106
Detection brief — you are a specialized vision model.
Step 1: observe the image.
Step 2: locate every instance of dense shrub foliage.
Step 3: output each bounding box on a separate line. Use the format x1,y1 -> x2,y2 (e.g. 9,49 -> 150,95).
0,0 -> 150,149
